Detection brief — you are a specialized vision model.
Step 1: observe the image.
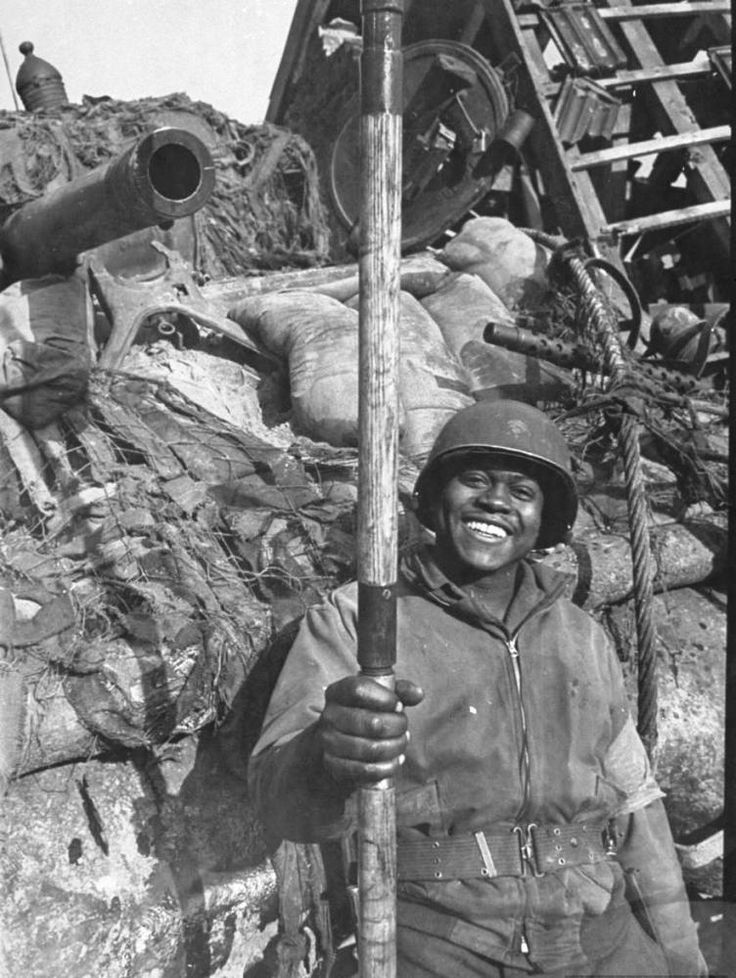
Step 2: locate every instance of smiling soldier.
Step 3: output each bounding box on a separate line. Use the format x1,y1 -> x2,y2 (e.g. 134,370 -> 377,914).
249,399 -> 706,977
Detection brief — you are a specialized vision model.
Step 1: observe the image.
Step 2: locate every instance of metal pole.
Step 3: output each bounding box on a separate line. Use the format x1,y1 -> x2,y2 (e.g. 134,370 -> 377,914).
356,2 -> 403,976
722,373 -> 736,967
0,31 -> 20,111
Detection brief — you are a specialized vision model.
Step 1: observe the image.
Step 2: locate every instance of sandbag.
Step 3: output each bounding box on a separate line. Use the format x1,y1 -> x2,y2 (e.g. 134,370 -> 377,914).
0,581 -> 93,778
4,670 -> 97,778
396,252 -> 453,300
321,251 -> 449,303
121,345 -> 291,447
421,272 -> 570,402
0,276 -> 92,428
440,216 -> 550,310
421,271 -> 514,355
229,290 -> 369,446
233,288 -> 469,458
394,292 -> 474,461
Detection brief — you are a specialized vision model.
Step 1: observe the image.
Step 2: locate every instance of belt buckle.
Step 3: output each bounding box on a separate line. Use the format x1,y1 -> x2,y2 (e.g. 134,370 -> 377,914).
513,823 -> 544,877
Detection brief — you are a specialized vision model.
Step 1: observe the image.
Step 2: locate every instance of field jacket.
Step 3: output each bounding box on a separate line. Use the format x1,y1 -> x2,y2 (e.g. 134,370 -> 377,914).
249,546 -> 705,975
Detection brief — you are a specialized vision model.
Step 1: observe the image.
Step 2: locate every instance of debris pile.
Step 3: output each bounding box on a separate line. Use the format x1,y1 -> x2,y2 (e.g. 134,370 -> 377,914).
0,97 -> 728,978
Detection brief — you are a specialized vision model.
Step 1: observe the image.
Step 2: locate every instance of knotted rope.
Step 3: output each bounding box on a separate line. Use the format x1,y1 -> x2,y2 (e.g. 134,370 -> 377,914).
525,230 -> 658,759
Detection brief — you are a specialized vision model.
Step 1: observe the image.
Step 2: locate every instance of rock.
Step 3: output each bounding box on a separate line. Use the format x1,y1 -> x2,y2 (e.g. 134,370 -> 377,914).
0,733 -> 276,978
606,585 -> 725,839
541,517 -> 727,610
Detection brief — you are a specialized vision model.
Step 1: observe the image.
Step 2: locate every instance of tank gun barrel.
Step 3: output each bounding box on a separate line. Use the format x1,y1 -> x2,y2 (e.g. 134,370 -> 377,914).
0,126 -> 215,287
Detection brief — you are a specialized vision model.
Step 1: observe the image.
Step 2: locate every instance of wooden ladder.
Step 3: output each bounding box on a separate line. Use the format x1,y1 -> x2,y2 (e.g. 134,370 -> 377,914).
473,0 -> 731,278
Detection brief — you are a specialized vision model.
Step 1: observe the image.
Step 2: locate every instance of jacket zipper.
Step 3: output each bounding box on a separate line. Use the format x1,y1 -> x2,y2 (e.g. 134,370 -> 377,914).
506,632 -> 532,819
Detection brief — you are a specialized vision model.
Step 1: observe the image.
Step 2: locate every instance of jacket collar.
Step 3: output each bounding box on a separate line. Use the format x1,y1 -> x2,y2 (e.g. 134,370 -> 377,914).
400,544 -> 567,634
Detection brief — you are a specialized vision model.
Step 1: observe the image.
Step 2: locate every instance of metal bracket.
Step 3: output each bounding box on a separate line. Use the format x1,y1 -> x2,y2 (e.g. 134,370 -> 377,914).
539,1 -> 627,76
90,242 -> 275,370
513,823 -> 545,877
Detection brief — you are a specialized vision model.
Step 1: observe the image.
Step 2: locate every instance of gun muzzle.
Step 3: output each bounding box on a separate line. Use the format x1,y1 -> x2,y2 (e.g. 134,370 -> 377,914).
0,126 -> 215,286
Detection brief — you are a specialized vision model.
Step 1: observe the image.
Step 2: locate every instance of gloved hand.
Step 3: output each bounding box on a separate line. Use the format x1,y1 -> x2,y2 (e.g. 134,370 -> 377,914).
318,676 -> 424,787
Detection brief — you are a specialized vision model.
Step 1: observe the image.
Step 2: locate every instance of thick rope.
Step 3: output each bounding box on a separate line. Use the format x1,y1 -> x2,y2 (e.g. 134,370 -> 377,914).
525,230 -> 658,758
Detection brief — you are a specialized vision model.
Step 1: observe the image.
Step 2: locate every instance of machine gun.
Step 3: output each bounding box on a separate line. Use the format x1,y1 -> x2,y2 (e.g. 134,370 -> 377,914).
482,319 -> 725,407
0,126 -> 215,288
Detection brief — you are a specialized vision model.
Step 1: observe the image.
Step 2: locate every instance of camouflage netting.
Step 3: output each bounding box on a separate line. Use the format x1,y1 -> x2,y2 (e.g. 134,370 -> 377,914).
0,364 -> 394,781
0,91 -> 331,274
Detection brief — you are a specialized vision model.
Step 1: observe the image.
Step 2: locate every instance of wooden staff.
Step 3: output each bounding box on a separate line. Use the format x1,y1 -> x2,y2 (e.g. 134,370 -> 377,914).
356,2 -> 404,976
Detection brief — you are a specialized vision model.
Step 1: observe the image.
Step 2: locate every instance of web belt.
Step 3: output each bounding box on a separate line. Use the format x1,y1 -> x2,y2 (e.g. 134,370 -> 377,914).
397,821 -> 613,881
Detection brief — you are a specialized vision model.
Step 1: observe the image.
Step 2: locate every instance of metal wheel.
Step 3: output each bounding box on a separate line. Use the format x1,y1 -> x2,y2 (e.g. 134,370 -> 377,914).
329,40 -> 510,252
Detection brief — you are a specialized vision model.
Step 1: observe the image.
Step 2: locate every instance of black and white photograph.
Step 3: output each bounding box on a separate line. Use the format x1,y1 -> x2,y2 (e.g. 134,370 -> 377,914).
0,1 -> 730,975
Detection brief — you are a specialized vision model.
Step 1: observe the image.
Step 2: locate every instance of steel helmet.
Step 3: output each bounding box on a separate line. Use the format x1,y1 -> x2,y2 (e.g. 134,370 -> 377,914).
413,399 -> 578,549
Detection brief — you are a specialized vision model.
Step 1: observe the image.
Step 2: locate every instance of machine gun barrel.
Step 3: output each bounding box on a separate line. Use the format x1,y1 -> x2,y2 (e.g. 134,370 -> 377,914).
0,126 -> 215,286
482,320 -> 703,395
483,320 -> 604,371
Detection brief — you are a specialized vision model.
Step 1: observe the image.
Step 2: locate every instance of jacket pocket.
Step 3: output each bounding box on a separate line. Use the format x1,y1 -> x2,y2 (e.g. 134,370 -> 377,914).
397,780 -> 445,833
569,860 -> 620,915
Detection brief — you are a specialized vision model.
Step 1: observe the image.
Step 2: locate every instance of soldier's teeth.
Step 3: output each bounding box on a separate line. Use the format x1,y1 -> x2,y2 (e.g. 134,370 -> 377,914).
466,521 -> 507,539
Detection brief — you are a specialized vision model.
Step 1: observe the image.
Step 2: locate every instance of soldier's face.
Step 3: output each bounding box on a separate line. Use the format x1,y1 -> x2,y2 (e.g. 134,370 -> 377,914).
431,457 -> 544,580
